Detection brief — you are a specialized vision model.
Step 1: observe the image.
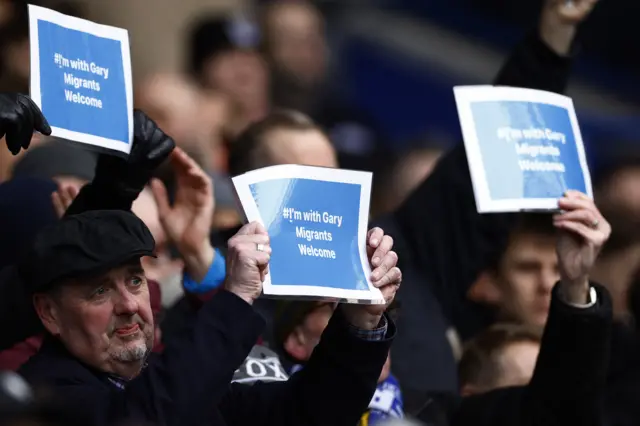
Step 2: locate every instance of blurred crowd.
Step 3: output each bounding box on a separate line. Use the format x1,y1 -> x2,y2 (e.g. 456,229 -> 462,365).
0,0 -> 639,425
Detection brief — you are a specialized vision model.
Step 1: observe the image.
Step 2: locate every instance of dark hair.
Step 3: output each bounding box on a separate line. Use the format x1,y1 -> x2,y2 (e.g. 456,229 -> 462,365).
512,213 -> 555,237
458,323 -> 542,389
485,213 -> 556,272
186,17 -> 234,79
228,109 -> 322,176
273,301 -> 333,349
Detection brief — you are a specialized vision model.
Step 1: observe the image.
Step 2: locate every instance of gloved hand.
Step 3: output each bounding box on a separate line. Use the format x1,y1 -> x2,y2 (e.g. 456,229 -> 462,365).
0,93 -> 51,155
65,110 -> 175,216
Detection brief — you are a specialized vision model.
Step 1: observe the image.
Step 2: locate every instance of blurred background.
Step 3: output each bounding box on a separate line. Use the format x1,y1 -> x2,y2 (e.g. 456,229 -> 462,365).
0,0 -> 638,214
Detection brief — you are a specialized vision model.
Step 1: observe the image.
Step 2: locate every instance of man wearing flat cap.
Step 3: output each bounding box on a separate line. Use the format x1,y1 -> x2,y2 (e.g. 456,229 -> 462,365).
0,101 -> 402,426
18,207 -> 400,426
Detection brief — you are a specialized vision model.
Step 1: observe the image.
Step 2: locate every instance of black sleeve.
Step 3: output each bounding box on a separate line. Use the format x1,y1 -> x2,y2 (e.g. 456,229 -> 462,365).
0,266 -> 43,351
219,309 -> 395,426
452,283 -> 612,426
64,182 -> 135,217
391,30 -> 574,334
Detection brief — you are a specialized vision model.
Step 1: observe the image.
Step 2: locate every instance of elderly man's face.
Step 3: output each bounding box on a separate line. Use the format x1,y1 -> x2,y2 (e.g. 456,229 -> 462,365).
34,260 -> 154,379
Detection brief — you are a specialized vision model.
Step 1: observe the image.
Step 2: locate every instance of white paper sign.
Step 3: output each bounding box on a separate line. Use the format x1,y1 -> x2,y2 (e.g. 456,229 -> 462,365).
233,164 -> 384,304
29,5 -> 133,155
454,85 -> 592,213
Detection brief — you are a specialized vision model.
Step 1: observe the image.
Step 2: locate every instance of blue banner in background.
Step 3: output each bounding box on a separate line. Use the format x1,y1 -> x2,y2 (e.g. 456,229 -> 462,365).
37,20 -> 128,144
470,100 -> 586,200
249,178 -> 368,290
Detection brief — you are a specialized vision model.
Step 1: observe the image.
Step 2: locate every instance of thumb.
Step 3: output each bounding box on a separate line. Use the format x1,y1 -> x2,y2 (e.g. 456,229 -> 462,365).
22,95 -> 51,135
150,178 -> 171,221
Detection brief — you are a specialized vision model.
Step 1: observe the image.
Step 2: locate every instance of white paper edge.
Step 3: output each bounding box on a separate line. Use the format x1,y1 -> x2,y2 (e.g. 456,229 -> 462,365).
28,4 -> 133,154
453,85 -> 593,213
232,165 -> 385,304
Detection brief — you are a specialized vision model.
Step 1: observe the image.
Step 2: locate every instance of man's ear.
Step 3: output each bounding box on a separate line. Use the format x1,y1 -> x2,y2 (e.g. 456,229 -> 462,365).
32,294 -> 61,335
467,271 -> 503,305
283,327 -> 308,362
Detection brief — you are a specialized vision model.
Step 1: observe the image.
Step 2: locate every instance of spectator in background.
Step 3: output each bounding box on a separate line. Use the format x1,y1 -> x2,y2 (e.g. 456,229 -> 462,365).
0,1 -> 84,93
135,71 -> 240,229
135,73 -> 205,160
467,215 -> 559,327
187,15 -> 269,138
458,323 -> 542,397
273,301 -> 404,425
259,0 -> 389,173
11,138 -> 97,188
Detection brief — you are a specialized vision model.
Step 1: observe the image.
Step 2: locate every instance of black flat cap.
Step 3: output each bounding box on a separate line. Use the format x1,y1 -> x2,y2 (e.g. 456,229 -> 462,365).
19,210 -> 155,293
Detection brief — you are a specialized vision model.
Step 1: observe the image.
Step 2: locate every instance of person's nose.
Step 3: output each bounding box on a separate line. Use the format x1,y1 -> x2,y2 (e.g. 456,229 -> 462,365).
539,268 -> 559,294
113,288 -> 138,316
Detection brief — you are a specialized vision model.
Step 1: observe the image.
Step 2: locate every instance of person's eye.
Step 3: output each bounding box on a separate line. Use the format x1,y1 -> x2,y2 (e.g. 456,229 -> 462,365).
129,276 -> 144,287
92,286 -> 108,297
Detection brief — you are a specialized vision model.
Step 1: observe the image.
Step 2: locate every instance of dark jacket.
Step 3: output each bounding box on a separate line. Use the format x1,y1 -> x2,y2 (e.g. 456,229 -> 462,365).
450,283 -> 612,426
372,30 -> 573,412
19,290 -> 393,426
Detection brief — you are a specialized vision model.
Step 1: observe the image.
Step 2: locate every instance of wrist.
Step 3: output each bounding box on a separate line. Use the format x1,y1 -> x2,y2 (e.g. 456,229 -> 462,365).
340,305 -> 383,330
182,242 -> 215,283
224,284 -> 256,306
558,276 -> 590,304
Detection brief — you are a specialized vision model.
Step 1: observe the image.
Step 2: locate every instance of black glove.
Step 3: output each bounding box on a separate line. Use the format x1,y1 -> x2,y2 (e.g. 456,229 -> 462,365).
65,110 -> 175,216
0,93 -> 51,155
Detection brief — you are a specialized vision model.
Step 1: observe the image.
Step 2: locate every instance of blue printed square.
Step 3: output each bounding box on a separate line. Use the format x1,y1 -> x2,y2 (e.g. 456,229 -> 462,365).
37,20 -> 128,144
249,178 -> 368,290
470,101 -> 586,200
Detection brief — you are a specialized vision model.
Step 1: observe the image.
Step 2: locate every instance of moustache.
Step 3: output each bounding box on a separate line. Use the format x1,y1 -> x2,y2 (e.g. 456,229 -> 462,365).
107,315 -> 146,337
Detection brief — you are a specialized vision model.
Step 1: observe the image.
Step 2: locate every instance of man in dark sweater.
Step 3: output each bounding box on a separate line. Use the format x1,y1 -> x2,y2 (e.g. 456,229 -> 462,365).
373,0 -> 602,410
10,120 -> 402,426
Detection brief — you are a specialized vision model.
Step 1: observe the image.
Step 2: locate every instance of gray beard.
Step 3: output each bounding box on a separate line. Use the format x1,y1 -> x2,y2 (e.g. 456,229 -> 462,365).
111,342 -> 149,363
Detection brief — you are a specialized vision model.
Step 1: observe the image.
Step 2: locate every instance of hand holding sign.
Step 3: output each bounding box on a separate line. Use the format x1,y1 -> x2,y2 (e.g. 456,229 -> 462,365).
342,228 -> 401,330
554,191 -> 610,303
0,93 -> 51,155
94,110 -> 175,196
225,221 -> 272,305
64,111 -> 175,216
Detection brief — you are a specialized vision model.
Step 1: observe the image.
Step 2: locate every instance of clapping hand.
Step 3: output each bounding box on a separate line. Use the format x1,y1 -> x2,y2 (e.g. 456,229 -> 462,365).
151,147 -> 215,282
51,182 -> 80,218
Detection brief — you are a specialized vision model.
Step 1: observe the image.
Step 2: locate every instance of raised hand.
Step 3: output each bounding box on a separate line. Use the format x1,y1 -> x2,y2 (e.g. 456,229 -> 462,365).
151,147 -> 215,282
224,221 -> 272,305
342,227 -> 402,330
64,110 -> 176,216
545,0 -> 600,25
51,182 -> 81,218
93,110 -> 175,199
0,93 -> 51,155
554,190 -> 611,303
540,0 -> 600,55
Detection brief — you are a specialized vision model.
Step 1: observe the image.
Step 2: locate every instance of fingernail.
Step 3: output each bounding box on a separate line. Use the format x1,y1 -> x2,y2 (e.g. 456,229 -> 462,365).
373,257 -> 380,265
371,239 -> 378,246
372,271 -> 380,280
